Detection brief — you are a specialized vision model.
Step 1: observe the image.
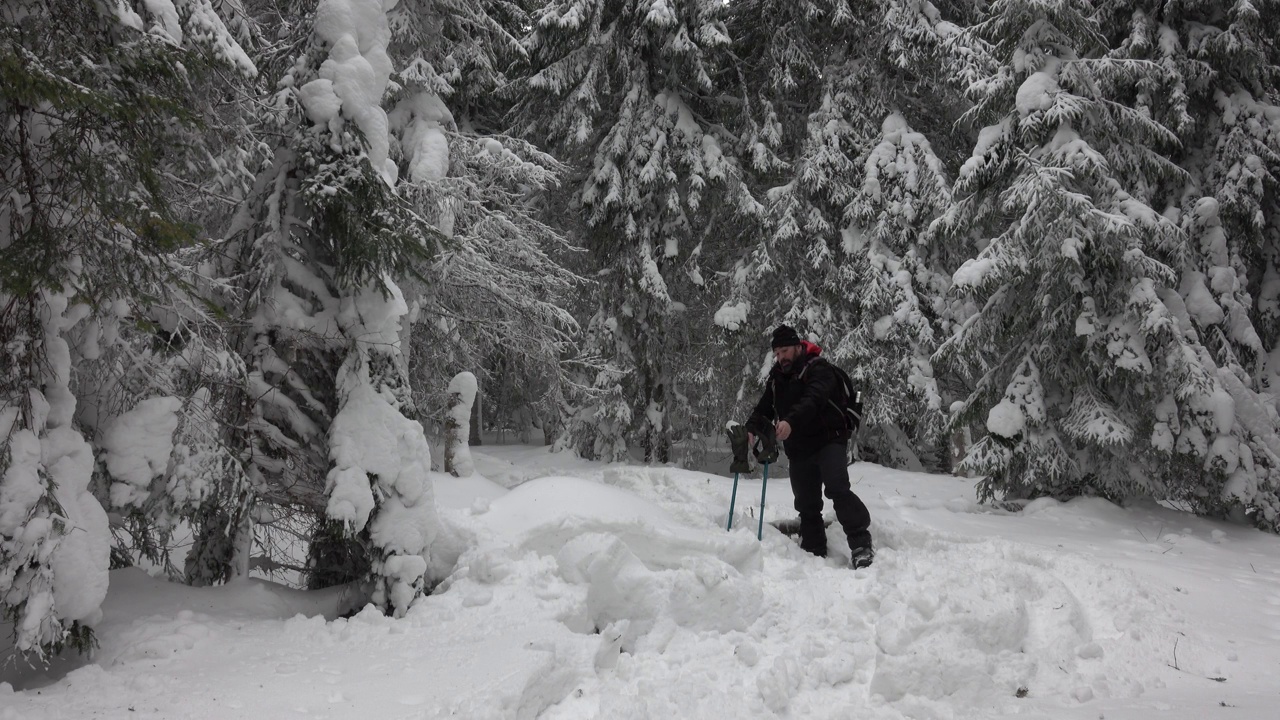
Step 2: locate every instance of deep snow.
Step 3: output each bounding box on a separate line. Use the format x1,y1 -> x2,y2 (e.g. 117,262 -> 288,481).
3,444 -> 1279,719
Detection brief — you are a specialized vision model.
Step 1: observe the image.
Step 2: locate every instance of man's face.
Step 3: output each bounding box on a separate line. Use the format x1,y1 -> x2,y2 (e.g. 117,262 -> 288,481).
773,344 -> 802,371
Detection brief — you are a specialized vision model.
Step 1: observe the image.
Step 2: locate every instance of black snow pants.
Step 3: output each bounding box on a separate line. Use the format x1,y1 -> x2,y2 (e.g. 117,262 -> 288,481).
788,442 -> 872,556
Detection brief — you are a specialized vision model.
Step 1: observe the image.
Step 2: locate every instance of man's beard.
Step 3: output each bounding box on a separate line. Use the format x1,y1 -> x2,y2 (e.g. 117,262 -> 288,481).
778,357 -> 793,372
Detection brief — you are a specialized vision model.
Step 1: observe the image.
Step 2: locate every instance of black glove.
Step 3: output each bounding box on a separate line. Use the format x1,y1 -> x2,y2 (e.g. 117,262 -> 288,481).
753,425 -> 779,465
726,424 -> 751,474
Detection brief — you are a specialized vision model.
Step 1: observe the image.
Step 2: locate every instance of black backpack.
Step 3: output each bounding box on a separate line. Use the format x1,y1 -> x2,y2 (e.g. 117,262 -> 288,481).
799,357 -> 864,435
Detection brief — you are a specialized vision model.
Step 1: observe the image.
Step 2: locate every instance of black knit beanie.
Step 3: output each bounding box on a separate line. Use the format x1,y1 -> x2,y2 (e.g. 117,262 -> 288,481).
770,324 -> 802,349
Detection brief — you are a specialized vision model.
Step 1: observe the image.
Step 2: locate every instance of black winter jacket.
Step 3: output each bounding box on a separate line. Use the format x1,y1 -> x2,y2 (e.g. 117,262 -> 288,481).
746,341 -> 852,456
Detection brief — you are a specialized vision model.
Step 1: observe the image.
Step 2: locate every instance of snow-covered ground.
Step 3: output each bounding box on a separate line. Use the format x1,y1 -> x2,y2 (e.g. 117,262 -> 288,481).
3,445 -> 1279,719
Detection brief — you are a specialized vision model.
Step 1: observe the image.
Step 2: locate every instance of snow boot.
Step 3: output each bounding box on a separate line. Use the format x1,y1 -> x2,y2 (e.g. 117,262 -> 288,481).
850,546 -> 875,569
726,422 -> 751,474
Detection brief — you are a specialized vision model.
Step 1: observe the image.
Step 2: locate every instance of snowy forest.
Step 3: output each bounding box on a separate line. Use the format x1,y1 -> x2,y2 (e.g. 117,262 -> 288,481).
3,0 -> 1280,660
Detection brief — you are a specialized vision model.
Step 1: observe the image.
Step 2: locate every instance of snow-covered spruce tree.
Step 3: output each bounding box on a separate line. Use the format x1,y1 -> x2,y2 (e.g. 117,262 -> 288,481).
382,0 -> 583,449
1097,0 -> 1280,527
83,5 -> 264,585
400,134 -> 581,449
0,0 -> 252,655
511,0 -> 761,462
936,0 -> 1280,524
215,0 -> 443,614
839,113 -> 955,468
722,0 -> 975,467
389,4 -> 577,430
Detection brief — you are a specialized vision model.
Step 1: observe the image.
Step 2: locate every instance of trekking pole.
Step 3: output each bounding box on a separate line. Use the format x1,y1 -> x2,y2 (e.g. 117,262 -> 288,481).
757,462 -> 769,541
727,471 -> 740,531
750,427 -> 779,541
725,422 -> 750,532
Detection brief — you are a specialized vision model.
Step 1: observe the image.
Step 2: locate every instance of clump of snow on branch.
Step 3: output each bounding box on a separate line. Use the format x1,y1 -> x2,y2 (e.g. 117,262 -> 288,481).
100,396 -> 183,508
326,280 -> 414,531
952,257 -> 996,288
987,360 -> 1045,440
714,301 -> 750,331
326,275 -> 439,615
861,112 -> 945,207
297,0 -> 400,185
1015,69 -> 1059,117
337,275 -> 408,350
390,92 -> 454,183
115,1 -> 257,77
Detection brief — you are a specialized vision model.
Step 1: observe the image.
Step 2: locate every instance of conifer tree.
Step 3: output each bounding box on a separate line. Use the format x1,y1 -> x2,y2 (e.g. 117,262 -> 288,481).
213,0 -> 443,613
1,0 -> 252,655
1100,0 -> 1280,527
389,0 -> 583,445
512,0 -> 760,462
937,0 -> 1280,527
723,0 -> 973,466
841,113 -> 954,467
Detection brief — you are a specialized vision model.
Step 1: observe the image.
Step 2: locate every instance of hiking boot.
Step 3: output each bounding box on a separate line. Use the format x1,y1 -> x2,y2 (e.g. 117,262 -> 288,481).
850,546 -> 874,569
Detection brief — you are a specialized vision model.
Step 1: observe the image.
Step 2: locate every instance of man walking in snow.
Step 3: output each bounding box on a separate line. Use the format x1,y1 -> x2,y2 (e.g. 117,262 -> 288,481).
746,325 -> 874,568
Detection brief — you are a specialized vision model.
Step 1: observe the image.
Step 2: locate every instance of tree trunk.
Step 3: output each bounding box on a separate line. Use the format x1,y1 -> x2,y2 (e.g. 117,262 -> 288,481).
469,374 -> 482,446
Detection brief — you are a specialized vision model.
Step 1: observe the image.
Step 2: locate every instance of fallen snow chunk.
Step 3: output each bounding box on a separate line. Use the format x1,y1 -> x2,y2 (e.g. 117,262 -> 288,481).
758,654 -> 802,713
593,620 -> 628,670
478,476 -> 762,574
1077,642 -> 1104,659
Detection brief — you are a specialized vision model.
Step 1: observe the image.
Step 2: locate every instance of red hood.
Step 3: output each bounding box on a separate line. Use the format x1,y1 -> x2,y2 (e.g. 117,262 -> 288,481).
801,340 -> 823,357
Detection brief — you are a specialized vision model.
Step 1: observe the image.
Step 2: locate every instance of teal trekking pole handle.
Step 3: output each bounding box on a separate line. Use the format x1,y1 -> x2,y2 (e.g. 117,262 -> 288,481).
757,463 -> 769,540
727,472 -> 740,531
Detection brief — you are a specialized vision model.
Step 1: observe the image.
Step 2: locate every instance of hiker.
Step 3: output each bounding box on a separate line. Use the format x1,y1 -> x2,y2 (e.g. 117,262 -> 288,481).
745,324 -> 875,568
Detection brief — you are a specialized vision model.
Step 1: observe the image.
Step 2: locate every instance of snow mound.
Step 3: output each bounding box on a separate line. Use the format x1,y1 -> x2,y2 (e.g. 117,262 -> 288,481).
473,476 -> 762,575
457,476 -> 764,652
6,457 -> 1272,720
